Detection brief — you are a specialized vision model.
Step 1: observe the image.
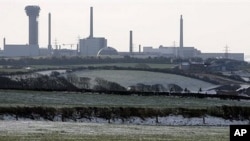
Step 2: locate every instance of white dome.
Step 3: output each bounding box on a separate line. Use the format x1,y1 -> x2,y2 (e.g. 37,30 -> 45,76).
97,47 -> 118,56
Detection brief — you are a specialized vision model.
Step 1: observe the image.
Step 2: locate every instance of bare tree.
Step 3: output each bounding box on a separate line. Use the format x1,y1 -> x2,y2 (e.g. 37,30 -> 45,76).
67,74 -> 79,86
79,77 -> 91,89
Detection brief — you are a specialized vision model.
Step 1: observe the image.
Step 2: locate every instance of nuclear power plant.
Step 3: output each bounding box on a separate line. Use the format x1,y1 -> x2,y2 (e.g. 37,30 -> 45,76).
0,5 -> 245,61
140,15 -> 244,61
3,5 -> 40,57
131,15 -> 201,58
78,7 -> 108,56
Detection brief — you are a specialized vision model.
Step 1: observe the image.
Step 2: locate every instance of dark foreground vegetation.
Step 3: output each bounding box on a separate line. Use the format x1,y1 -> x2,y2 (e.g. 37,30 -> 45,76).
1,56 -> 248,84
0,75 -> 77,91
1,73 -> 250,100
0,105 -> 250,122
0,56 -> 179,66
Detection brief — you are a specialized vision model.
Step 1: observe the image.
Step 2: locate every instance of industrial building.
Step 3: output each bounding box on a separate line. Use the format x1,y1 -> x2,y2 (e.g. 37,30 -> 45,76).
3,5 -> 40,57
79,7 -> 108,56
79,37 -> 107,56
142,46 -> 244,61
143,46 -> 201,58
197,53 -> 244,61
4,43 -> 39,57
139,15 -> 244,61
141,15 -> 201,58
0,5 -> 245,61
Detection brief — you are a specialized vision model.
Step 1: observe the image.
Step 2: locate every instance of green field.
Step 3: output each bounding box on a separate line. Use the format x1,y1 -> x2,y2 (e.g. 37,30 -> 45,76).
0,90 -> 246,141
0,90 -> 249,108
0,59 -> 246,141
73,70 -> 215,91
0,121 -> 229,141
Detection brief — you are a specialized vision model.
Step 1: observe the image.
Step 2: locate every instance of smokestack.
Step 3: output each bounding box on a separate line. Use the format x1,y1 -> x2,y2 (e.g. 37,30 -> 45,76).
48,13 -> 52,53
129,30 -> 133,54
76,44 -> 79,54
89,7 -> 93,38
179,15 -> 183,48
3,38 -> 6,48
25,5 -> 40,45
139,44 -> 141,53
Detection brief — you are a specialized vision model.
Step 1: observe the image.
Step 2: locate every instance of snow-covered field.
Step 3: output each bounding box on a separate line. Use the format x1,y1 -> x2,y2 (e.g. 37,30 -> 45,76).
0,120 -> 229,141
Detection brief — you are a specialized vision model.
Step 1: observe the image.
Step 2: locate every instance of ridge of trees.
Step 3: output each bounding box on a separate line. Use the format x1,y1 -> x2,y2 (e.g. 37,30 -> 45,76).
0,56 -> 179,66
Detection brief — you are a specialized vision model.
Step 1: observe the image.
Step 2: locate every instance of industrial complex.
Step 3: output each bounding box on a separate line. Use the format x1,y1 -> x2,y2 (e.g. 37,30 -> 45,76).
0,5 -> 245,61
3,6 -> 40,57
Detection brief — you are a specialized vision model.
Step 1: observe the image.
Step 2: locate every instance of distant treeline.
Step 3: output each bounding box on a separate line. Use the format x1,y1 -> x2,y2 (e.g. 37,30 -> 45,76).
1,56 -> 247,67
0,56 -> 183,66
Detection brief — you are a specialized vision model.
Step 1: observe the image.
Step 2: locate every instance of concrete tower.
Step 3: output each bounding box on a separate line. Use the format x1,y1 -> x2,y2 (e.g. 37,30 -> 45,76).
48,13 -> 52,54
25,5 -> 40,45
89,7 -> 93,38
179,15 -> 183,48
129,30 -> 133,54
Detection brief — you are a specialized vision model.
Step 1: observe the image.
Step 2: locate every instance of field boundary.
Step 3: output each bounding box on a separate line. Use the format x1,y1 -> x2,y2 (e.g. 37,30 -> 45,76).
0,106 -> 250,124
1,88 -> 250,100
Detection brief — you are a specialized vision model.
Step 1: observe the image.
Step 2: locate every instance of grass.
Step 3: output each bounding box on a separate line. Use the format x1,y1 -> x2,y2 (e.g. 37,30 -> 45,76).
0,68 -> 29,73
0,63 -> 243,141
0,90 -> 250,108
0,90 -> 243,141
73,70 -> 214,91
0,121 -> 229,141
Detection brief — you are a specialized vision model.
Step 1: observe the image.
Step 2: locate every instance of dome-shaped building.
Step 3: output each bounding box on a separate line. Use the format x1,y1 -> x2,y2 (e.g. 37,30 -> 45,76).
97,47 -> 118,56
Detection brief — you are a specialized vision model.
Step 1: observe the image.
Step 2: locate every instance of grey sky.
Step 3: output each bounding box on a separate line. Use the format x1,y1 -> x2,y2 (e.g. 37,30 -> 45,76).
0,0 -> 250,56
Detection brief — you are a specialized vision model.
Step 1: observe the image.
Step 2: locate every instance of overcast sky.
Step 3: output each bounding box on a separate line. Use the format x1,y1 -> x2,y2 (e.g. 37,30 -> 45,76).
1,0 -> 250,56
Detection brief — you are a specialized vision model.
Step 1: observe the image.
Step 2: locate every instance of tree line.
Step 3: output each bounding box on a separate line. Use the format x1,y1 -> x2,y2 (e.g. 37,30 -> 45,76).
0,56 -> 186,66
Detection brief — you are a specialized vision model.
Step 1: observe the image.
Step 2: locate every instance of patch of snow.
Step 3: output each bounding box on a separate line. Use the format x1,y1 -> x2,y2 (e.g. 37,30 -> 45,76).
0,114 -> 16,120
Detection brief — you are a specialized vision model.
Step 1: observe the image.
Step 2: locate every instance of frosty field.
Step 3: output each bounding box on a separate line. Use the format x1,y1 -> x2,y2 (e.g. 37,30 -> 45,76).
0,90 -> 248,140
1,90 -> 250,108
73,70 -> 215,91
0,121 -> 229,141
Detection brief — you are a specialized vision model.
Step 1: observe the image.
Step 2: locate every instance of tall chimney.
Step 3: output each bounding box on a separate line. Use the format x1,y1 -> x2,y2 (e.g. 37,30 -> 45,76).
3,38 -> 6,47
179,15 -> 183,48
89,7 -> 93,38
139,44 -> 141,53
129,30 -> 133,54
48,13 -> 52,53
